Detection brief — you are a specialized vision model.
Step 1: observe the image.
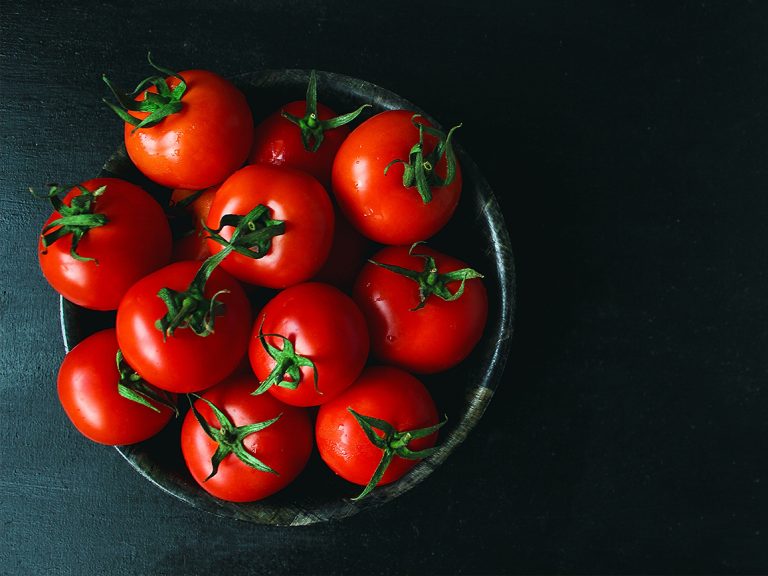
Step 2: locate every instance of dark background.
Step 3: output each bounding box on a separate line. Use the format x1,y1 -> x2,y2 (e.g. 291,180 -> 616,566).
2,0 -> 767,574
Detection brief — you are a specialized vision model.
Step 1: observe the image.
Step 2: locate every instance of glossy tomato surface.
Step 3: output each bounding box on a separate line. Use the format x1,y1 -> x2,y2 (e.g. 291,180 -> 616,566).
331,109 -> 462,245
181,374 -> 313,502
249,100 -> 351,188
116,261 -> 251,393
315,366 -> 439,487
38,177 -> 172,311
353,245 -> 488,374
249,282 -> 369,407
124,69 -> 253,190
57,329 -> 175,445
206,164 -> 334,288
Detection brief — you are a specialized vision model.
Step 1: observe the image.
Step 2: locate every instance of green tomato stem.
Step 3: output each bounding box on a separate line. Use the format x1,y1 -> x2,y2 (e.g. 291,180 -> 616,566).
251,316 -> 319,396
154,203 -> 282,339
115,350 -> 178,415
102,52 -> 187,132
368,242 -> 483,310
347,408 -> 446,501
383,114 -> 462,204
281,69 -> 371,153
35,184 -> 109,263
187,394 -> 282,481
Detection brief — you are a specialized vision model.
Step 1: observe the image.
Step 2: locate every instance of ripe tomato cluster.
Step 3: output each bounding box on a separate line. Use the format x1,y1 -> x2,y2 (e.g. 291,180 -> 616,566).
40,59 -> 489,503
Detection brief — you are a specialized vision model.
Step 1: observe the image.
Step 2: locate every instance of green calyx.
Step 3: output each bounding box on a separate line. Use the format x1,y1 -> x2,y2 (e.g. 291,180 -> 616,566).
348,408 -> 446,501
251,316 -> 318,396
154,248 -> 230,340
116,350 -> 178,415
155,203 -> 285,339
281,69 -> 371,152
203,204 -> 285,260
369,242 -> 483,311
35,184 -> 109,263
102,52 -> 186,132
188,394 -> 282,481
384,114 -> 462,203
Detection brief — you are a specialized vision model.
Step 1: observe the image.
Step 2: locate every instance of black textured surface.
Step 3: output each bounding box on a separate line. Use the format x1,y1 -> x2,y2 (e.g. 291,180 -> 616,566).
3,1 -> 768,574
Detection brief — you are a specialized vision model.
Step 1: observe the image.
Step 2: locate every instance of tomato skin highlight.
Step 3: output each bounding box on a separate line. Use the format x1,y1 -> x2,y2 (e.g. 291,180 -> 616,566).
249,282 -> 369,407
249,100 -> 351,189
331,109 -> 462,245
38,178 -> 172,311
206,164 -> 335,289
181,374 -> 313,502
124,70 -> 253,190
115,261 -> 251,393
353,245 -> 488,374
315,366 -> 439,487
57,329 -> 175,445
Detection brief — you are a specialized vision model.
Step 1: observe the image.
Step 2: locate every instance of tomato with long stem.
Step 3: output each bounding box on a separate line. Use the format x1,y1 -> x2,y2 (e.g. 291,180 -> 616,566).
116,258 -> 251,393
205,164 -> 334,289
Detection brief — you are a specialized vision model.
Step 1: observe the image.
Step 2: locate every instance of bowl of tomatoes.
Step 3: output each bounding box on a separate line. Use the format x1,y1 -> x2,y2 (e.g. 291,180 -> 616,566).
52,67 -> 515,525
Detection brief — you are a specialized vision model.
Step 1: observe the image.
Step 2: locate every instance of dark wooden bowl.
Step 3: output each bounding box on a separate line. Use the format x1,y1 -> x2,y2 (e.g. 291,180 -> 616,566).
59,70 -> 515,525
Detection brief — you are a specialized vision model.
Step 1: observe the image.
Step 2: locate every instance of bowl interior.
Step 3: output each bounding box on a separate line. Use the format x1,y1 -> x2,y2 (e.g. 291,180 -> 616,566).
59,69 -> 515,525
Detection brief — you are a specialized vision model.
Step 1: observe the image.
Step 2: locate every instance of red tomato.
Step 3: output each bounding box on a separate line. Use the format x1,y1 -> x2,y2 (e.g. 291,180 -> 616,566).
311,206 -> 371,291
170,186 -> 217,262
352,245 -> 488,374
121,70 -> 253,190
331,109 -> 462,245
181,374 -> 313,502
249,282 -> 369,407
249,100 -> 351,189
315,365 -> 440,489
205,164 -> 334,289
116,261 -> 251,393
38,177 -> 172,311
57,329 -> 175,445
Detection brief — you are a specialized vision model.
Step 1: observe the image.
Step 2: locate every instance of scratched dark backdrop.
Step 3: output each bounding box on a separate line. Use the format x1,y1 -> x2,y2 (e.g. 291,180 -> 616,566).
3,0 -> 768,574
